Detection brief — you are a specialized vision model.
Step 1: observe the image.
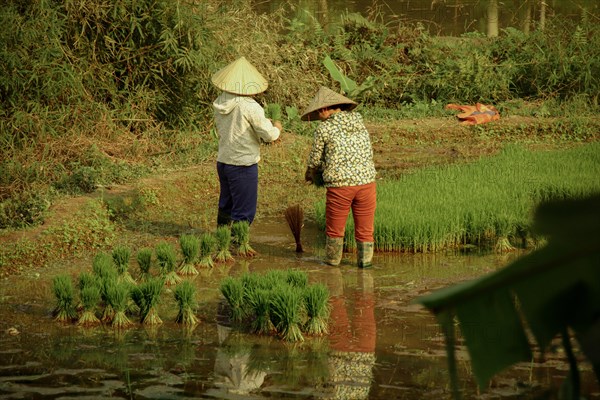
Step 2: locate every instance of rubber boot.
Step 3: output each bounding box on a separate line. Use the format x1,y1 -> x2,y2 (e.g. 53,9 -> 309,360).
357,241 -> 374,269
325,236 -> 344,266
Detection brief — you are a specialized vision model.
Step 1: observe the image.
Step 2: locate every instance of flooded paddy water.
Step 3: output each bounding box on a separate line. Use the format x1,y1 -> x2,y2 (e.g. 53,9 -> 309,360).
0,218 -> 598,399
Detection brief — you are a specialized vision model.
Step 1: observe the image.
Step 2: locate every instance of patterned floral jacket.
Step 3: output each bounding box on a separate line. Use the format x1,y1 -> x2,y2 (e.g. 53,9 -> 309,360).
307,111 -> 376,188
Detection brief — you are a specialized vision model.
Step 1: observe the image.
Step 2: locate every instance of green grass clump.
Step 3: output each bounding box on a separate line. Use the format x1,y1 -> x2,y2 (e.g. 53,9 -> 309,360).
178,234 -> 200,275
232,221 -> 256,257
198,233 -> 216,268
303,284 -> 330,336
155,241 -> 181,286
52,275 -> 78,323
316,143 -> 600,253
132,277 -> 164,325
174,281 -> 199,325
214,226 -> 234,263
112,246 -> 136,285
106,281 -> 133,329
136,248 -> 153,281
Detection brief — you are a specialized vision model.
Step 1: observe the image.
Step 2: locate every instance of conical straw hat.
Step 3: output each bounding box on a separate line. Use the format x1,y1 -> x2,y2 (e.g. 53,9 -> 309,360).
301,86 -> 358,121
211,56 -> 268,96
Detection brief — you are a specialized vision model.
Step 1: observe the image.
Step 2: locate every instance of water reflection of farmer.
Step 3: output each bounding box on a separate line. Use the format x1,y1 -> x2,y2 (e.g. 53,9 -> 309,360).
320,268 -> 376,400
301,86 -> 377,268
210,300 -> 267,397
211,56 -> 283,227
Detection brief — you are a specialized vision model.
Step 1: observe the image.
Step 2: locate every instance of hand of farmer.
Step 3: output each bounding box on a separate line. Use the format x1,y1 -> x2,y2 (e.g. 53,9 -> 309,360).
272,120 -> 283,144
305,167 -> 315,183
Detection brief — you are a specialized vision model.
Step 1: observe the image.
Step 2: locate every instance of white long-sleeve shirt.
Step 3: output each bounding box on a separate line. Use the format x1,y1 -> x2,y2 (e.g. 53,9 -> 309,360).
213,92 -> 280,166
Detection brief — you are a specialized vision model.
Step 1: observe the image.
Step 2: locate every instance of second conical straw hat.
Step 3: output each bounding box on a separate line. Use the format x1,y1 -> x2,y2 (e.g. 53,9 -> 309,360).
301,86 -> 358,121
211,56 -> 268,96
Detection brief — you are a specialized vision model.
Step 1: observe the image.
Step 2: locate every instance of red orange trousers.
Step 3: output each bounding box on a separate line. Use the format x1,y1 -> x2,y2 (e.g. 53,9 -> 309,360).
325,182 -> 377,242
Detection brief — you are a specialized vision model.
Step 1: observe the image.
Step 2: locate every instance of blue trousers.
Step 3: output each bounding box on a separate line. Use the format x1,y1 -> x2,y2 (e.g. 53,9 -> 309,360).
217,162 -> 258,225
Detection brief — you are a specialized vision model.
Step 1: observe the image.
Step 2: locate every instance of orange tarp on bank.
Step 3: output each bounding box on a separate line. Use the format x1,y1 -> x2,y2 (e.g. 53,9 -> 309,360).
445,103 -> 500,125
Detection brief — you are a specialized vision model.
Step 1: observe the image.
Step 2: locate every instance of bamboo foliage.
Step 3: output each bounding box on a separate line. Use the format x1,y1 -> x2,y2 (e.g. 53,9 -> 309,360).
60,0 -> 214,127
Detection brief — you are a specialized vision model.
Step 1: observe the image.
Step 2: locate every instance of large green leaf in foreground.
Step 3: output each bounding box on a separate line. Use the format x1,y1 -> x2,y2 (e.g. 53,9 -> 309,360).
416,193 -> 600,394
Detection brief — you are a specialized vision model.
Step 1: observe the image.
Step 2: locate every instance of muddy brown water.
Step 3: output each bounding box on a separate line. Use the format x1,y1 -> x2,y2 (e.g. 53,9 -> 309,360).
0,218 -> 598,399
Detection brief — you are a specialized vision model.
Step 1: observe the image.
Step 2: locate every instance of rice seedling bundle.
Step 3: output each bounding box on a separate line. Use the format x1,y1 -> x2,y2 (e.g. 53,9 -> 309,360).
52,274 -> 78,323
246,287 -> 274,335
240,271 -> 263,299
132,277 -> 164,325
284,204 -> 304,253
220,276 -> 246,325
263,269 -> 288,289
76,271 -> 98,311
92,252 -> 118,280
219,270 -> 330,342
214,226 -> 234,263
155,241 -> 181,286
100,275 -> 118,323
315,143 -> 600,253
106,281 -> 133,329
77,282 -> 101,326
178,234 -> 200,275
270,286 -> 304,342
265,103 -> 282,121
232,221 -> 256,257
286,269 -> 308,288
136,248 -> 153,281
303,283 -> 330,336
112,246 -> 136,285
198,233 -> 216,268
174,281 -> 199,325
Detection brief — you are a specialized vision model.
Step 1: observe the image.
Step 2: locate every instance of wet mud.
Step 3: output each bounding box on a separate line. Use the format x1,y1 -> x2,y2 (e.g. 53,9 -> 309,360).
0,218 -> 598,399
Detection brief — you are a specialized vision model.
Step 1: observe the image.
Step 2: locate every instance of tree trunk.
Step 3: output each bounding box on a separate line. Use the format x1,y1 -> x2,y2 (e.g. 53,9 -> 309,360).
539,0 -> 546,31
487,0 -> 499,37
521,0 -> 532,33
317,0 -> 329,29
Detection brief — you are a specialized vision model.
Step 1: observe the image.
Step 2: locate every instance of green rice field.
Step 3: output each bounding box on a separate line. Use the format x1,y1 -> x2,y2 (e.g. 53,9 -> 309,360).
315,143 -> 600,252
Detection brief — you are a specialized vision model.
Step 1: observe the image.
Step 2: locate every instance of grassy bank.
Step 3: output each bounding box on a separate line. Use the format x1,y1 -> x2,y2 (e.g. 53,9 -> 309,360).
316,142 -> 600,252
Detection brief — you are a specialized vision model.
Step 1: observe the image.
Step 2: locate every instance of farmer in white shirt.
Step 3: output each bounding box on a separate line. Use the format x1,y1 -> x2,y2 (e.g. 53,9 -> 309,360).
211,56 -> 282,227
